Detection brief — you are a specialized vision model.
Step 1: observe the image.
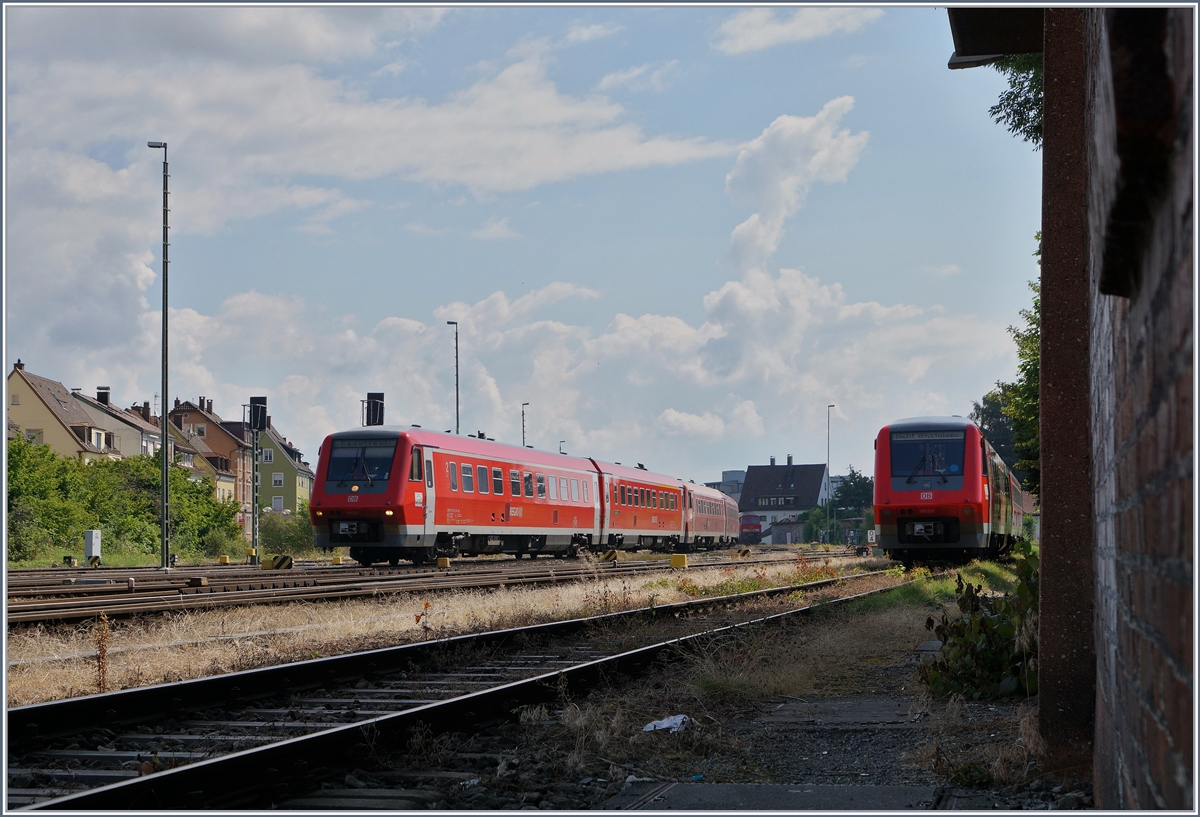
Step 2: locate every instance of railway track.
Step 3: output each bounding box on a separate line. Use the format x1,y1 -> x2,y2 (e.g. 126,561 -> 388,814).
7,550 -> 862,624
8,570 -> 903,810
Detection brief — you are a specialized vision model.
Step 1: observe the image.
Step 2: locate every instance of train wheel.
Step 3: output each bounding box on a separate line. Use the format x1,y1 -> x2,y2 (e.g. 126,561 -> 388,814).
388,557 -> 400,567
553,551 -> 565,559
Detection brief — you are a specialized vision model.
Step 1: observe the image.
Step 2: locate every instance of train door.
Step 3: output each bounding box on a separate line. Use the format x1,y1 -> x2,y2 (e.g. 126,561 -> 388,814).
423,449 -> 436,540
683,488 -> 694,545
591,473 -> 603,543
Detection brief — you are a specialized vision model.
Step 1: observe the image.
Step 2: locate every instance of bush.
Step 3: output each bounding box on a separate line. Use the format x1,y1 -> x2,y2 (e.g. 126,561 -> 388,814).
259,502 -> 315,556
918,542 -> 1039,699
7,437 -> 244,566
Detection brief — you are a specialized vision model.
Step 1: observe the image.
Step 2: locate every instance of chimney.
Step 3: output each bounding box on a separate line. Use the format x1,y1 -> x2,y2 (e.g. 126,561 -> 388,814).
207,399 -> 213,413
143,401 -> 151,422
174,397 -> 181,408
97,387 -> 111,406
787,454 -> 793,466
198,396 -> 205,412
267,415 -> 272,429
14,359 -> 24,371
770,456 -> 776,466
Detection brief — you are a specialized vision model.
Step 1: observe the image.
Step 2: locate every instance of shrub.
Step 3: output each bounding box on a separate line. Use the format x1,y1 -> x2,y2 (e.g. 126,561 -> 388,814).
918,542 -> 1039,699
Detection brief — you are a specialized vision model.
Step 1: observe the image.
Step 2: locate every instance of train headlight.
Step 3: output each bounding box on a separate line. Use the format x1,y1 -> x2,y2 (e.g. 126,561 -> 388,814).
385,510 -> 394,516
962,507 -> 972,515
315,511 -> 323,517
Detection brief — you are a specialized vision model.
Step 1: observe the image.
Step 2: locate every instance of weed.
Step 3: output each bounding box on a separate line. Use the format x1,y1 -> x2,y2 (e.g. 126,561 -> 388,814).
919,541 -> 1039,699
94,613 -> 110,693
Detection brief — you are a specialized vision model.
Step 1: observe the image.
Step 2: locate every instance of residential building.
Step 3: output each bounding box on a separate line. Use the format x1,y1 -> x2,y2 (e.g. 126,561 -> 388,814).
73,387 -> 162,459
222,414 -> 314,514
7,361 -> 108,461
737,455 -> 828,532
169,397 -> 253,535
704,470 -> 745,504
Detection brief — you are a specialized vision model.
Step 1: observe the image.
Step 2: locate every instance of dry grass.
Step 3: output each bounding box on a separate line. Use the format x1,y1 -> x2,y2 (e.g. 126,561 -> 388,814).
5,557 -> 873,706
905,694 -> 1043,788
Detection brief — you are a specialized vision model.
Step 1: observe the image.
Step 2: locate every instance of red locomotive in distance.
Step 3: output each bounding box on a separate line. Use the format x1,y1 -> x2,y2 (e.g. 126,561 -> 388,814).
738,515 -> 763,544
872,416 -> 1026,563
309,427 -> 738,565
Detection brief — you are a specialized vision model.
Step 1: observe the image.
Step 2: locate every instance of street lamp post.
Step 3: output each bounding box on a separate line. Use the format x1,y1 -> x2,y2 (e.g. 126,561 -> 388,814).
827,403 -> 836,545
446,321 -> 459,435
148,141 -> 170,569
521,402 -> 529,448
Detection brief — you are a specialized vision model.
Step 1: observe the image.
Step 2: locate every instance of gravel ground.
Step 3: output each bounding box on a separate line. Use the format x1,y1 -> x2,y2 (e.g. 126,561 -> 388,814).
318,585 -> 1095,810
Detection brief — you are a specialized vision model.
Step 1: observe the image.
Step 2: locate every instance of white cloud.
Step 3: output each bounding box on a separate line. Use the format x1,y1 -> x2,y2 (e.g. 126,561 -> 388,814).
566,22 -> 622,43
596,61 -> 680,93
404,222 -> 451,235
922,263 -> 964,276
713,8 -> 883,54
6,7 -> 447,65
371,60 -> 407,78
471,215 -> 520,240
725,97 -> 869,270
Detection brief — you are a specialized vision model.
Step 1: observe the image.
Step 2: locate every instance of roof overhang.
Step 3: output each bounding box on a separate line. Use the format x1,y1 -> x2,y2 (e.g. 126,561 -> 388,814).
946,7 -> 1045,69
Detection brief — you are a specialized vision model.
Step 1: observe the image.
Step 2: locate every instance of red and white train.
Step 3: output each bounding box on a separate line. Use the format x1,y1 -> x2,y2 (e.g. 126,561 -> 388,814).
309,427 -> 739,565
872,416 -> 1026,563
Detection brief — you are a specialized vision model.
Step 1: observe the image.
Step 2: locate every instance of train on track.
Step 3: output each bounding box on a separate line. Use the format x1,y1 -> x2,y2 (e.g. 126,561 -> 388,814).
310,428 -> 739,565
873,416 -> 1027,563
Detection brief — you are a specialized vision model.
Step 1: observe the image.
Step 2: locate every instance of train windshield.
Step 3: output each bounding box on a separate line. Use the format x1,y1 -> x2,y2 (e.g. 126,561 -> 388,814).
890,430 -> 966,482
324,437 -> 398,494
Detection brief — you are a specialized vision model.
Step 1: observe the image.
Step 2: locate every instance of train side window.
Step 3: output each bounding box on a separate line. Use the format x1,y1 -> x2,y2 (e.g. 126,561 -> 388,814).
511,470 -> 521,496
536,474 -> 546,499
426,460 -> 433,488
570,478 -> 580,502
560,477 -> 570,501
689,493 -> 694,509
652,489 -> 658,508
524,472 -> 534,497
461,464 -> 474,493
619,485 -> 626,505
582,481 -> 589,503
477,465 -> 489,494
493,467 -> 504,495
410,448 -> 423,481
449,462 -> 459,491
549,475 -> 559,500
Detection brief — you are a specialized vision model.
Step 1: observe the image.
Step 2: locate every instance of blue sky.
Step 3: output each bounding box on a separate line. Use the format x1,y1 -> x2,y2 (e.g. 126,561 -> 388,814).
4,6 -> 1042,484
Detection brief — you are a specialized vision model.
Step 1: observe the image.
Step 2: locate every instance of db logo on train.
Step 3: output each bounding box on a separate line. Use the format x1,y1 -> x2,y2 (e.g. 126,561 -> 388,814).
920,492 -> 933,500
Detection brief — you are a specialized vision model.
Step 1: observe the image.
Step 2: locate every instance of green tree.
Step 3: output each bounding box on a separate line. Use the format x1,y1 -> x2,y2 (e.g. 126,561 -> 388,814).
989,54 -> 1043,148
833,466 -> 874,514
970,390 -> 1020,479
998,279 -> 1041,500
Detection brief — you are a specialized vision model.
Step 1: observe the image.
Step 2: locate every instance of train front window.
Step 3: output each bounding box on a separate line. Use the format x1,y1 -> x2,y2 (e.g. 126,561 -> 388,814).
890,430 -> 966,482
325,437 -> 398,494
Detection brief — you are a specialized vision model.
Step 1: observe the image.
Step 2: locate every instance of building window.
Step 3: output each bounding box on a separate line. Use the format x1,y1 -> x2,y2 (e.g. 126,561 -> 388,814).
194,424 -> 206,438
272,472 -> 284,487
262,448 -> 274,463
272,496 -> 284,512
25,429 -> 43,444
10,393 -> 18,405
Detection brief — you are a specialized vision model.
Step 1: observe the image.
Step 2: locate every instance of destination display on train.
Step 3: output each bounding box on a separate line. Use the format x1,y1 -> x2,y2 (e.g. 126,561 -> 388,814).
890,431 -> 966,440
332,438 -> 397,448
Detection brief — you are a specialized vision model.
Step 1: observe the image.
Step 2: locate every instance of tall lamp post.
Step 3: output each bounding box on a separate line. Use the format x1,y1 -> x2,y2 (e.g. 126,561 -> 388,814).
521,402 -> 529,448
827,403 -> 836,545
148,141 -> 170,569
446,321 -> 459,435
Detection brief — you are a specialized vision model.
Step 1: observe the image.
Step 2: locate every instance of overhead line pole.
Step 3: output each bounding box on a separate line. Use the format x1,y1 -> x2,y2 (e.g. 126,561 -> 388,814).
148,141 -> 170,570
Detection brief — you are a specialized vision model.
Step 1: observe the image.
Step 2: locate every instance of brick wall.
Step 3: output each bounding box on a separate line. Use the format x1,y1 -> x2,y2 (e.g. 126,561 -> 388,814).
1084,9 -> 1193,809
